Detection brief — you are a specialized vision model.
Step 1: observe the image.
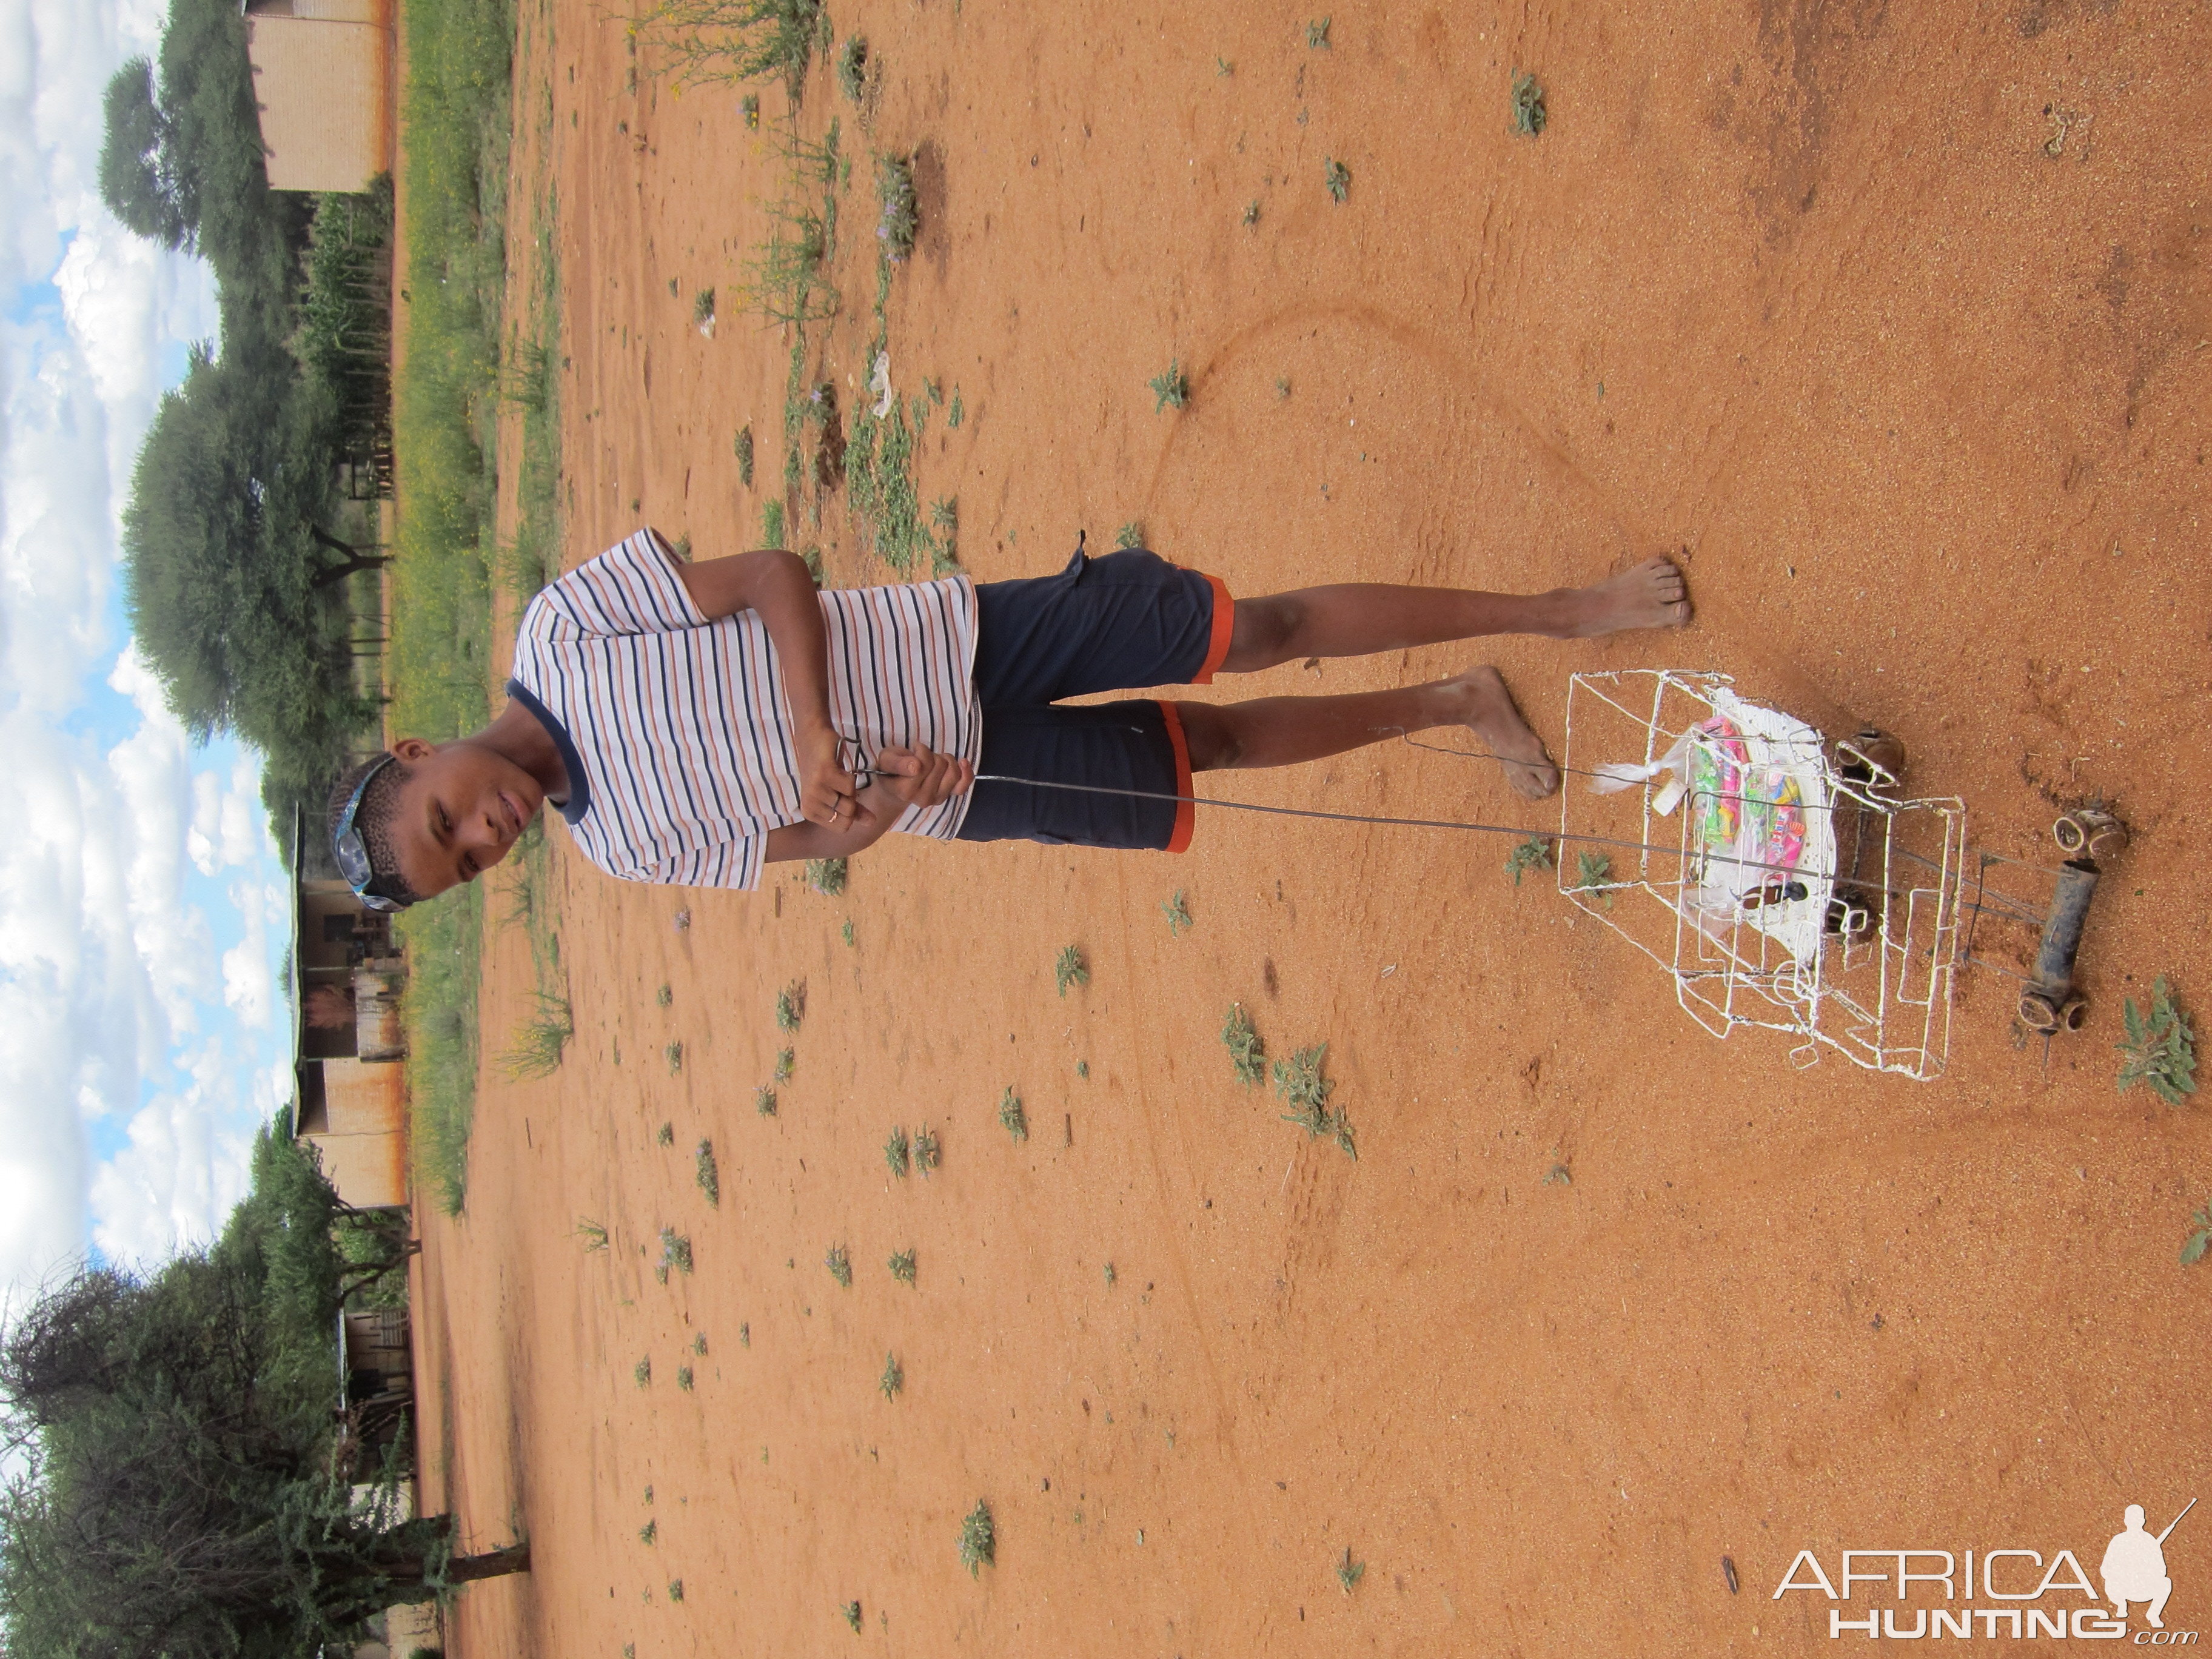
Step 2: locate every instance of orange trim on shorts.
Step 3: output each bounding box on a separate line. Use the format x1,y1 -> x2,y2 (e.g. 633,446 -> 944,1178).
1189,571 -> 1235,685
1156,700 -> 1196,854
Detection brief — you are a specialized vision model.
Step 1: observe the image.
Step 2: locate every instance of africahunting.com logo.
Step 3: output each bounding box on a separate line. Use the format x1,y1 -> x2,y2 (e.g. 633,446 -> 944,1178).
1774,1500 -> 2196,1642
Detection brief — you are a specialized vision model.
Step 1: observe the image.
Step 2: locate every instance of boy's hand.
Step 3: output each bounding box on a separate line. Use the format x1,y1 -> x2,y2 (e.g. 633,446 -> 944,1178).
796,726 -> 860,827
866,745 -> 975,811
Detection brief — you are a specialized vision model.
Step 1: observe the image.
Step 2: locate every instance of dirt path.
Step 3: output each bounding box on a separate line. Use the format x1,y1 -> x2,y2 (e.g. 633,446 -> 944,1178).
409,3 -> 2212,1653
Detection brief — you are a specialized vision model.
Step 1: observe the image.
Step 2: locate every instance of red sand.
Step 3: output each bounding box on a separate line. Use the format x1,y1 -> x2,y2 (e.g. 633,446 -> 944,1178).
406,3 -> 2212,1653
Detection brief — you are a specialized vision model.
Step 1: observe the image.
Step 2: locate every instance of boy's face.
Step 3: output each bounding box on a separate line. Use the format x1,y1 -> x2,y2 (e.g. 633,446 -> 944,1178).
385,736 -> 546,899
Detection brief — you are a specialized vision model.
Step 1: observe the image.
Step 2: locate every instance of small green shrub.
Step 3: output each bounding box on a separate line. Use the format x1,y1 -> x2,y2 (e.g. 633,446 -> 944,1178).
1148,363 -> 1189,412
826,1244 -> 852,1287
736,423 -> 755,485
877,156 -> 919,262
885,1125 -> 910,1176
805,857 -> 848,896
1504,837 -> 1554,886
1512,70 -> 1547,136
913,1126 -> 940,1173
1222,1004 -> 1265,1086
888,1247 -> 916,1283
2118,977 -> 2197,1105
958,1501 -> 995,1576
879,1351 -> 903,1399
1324,157 -> 1350,203
1275,1042 -> 1355,1159
836,35 -> 868,101
999,1087 -> 1028,1141
1054,944 -> 1089,996
695,1141 -> 720,1205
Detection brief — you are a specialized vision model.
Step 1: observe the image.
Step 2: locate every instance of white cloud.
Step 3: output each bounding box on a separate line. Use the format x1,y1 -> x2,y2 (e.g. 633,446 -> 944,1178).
88,1036 -> 258,1269
190,752 -> 269,875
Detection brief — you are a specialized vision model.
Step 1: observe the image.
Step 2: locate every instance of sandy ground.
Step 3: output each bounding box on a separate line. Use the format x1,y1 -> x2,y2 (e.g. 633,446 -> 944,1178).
403,2 -> 2212,1654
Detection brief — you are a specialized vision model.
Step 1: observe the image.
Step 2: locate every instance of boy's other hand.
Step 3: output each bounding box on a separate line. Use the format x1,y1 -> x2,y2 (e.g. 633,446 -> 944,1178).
867,745 -> 975,811
796,727 -> 860,826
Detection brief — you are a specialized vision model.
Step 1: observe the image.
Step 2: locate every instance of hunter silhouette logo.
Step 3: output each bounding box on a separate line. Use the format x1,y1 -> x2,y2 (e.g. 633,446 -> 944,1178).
1774,1497 -> 2198,1641
2105,1500 -> 2193,1630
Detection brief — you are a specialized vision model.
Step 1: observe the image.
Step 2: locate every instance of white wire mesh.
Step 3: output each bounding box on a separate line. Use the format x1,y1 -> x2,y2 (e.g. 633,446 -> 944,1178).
1558,671 -> 1967,1081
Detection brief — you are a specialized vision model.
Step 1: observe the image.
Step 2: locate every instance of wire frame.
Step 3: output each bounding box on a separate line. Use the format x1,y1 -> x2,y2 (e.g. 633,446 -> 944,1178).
1558,671 -> 1968,1080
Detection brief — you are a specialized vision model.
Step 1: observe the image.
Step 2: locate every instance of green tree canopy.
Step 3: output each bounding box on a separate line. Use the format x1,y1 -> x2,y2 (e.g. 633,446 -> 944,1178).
0,1127 -> 526,1658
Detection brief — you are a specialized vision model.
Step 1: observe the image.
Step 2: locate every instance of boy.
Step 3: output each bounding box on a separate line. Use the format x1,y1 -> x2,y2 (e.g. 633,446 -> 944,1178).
327,532 -> 1689,908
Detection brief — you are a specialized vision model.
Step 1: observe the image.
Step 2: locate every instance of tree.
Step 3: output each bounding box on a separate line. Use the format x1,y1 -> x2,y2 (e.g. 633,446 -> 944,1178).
98,58 -> 196,249
0,1127 -> 529,1659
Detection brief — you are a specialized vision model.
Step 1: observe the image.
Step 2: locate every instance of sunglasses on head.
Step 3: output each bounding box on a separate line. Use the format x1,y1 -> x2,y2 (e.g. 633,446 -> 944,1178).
332,753 -> 408,913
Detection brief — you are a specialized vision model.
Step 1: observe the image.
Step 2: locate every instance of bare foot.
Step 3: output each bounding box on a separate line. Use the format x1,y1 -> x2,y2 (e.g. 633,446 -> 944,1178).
1450,666 -> 1560,799
1557,555 -> 1693,638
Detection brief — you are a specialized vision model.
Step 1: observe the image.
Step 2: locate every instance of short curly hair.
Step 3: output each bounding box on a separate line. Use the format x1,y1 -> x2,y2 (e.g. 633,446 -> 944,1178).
327,752 -> 424,908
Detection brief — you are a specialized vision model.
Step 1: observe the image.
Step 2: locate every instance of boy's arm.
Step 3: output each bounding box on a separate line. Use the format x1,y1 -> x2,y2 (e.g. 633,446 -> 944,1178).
669,547 -> 852,826
763,746 -> 975,864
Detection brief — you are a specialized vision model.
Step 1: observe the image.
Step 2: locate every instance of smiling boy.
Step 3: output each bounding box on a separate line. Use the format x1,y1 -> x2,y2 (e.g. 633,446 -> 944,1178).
327,530 -> 1689,910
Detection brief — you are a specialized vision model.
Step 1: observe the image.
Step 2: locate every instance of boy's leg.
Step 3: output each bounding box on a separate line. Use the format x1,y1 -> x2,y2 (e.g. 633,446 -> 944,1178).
1172,665 -> 1559,799
1220,555 -> 1689,674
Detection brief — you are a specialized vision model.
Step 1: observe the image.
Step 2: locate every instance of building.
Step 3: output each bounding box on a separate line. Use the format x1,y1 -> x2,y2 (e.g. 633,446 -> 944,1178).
293,820 -> 410,1210
243,0 -> 395,194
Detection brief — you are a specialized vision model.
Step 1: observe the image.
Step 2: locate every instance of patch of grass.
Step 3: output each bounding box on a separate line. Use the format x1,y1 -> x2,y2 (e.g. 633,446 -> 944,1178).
841,919 -> 855,947
762,497 -> 787,549
495,993 -> 573,1082
1324,157 -> 1350,203
805,857 -> 849,896
1242,199 -> 1260,227
1116,520 -> 1146,550
879,1352 -> 903,1399
836,34 -> 868,100
1222,1004 -> 1265,1087
668,1579 -> 684,1604
666,1041 -> 685,1074
885,1125 -> 911,1177
842,1599 -> 863,1632
1307,16 -> 1332,47
742,92 -> 760,127
958,1501 -> 996,1577
1149,361 -> 1190,412
1217,54 -> 1234,75
2184,1198 -> 2212,1265
1276,375 -> 1292,399
660,1227 -> 694,1275
775,1047 -> 796,1082
692,286 -> 717,336
825,1244 -> 852,1287
1504,836 -> 1554,886
1104,1261 -> 1116,1288
999,1087 -> 1028,1141
1054,944 -> 1090,997
740,1323 -> 751,1347
1338,1547 -> 1365,1594
574,1218 -> 609,1252
777,981 -> 805,1032
877,154 -> 919,262
1512,70 -> 1548,136
888,1247 -> 916,1283
2118,977 -> 2197,1105
640,1519 -> 657,1545
756,1085 -> 779,1116
634,1356 -> 652,1387
913,1125 -> 940,1174
1574,850 -> 1615,910
1161,890 -> 1192,934
657,1121 -> 675,1147
736,423 -> 755,485
1076,1059 -> 1090,1079
947,389 -> 964,428
1275,1042 -> 1355,1159
656,982 -> 674,1007
677,1366 -> 694,1391
630,0 -> 823,96
695,1141 -> 720,1205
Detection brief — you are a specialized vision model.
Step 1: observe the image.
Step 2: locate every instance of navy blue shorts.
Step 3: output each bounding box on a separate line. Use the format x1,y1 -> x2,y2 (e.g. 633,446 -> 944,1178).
956,545 -> 1233,851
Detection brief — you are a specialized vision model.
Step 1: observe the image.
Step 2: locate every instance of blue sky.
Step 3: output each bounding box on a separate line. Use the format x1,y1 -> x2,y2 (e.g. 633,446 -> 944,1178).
0,0 -> 295,1290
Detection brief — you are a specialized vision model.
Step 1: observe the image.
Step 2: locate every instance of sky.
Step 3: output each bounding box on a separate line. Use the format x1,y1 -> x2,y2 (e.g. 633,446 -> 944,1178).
0,0 -> 296,1298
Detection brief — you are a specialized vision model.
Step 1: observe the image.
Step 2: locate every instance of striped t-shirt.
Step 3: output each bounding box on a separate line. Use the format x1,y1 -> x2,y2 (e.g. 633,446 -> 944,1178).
507,529 -> 980,891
